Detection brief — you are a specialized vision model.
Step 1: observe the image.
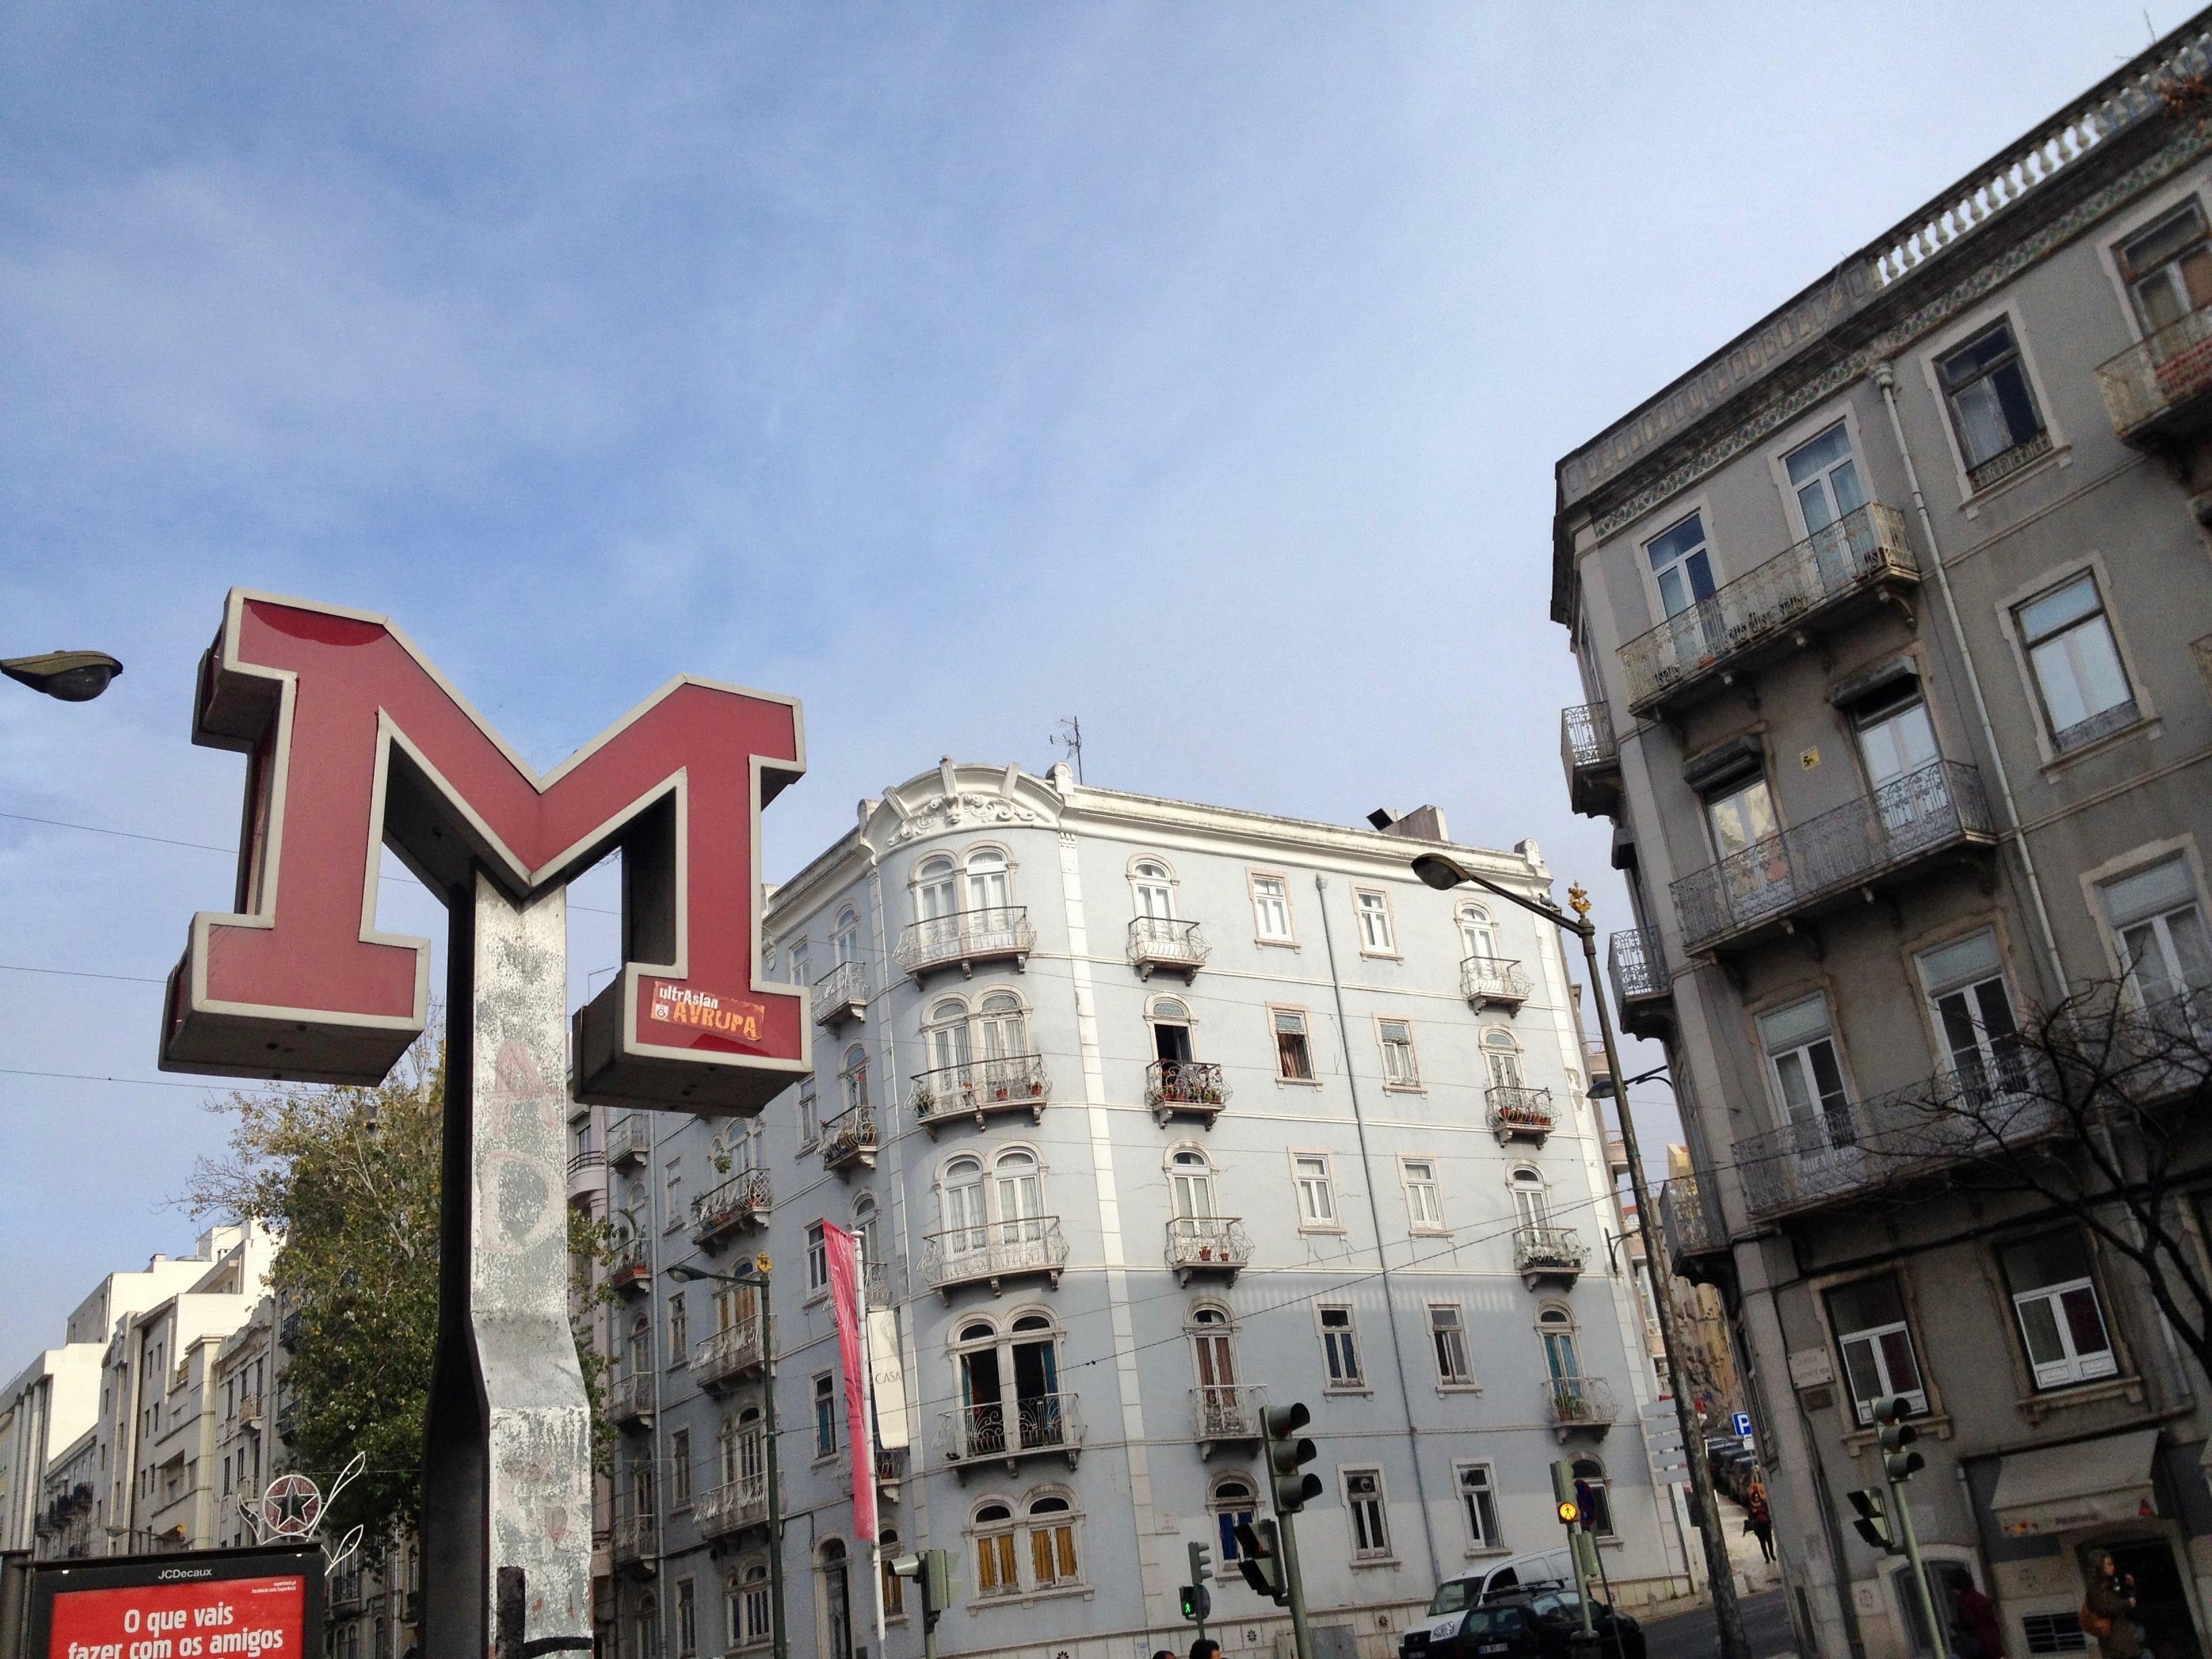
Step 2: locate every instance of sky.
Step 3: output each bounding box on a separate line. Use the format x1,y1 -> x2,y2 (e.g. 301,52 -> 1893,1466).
0,1 -> 2171,1361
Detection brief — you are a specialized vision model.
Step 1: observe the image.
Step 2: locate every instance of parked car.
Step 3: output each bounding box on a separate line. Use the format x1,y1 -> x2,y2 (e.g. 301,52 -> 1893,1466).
1401,1586 -> 1645,1659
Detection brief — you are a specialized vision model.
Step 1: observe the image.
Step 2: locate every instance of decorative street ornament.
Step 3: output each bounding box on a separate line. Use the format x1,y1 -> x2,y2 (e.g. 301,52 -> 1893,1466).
239,1454 -> 368,1576
161,592 -> 809,1659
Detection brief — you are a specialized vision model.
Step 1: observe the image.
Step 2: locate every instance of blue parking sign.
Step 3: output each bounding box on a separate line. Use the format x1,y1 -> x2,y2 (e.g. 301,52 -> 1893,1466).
1732,1412 -> 1753,1438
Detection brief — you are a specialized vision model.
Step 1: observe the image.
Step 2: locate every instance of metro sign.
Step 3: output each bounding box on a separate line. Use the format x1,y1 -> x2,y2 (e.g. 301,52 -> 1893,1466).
158,590 -> 810,1113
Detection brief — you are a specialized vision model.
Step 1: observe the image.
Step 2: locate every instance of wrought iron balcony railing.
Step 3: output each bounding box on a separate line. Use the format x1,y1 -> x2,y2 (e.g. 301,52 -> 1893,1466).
1660,1172 -> 1730,1279
1128,916 -> 1209,978
1460,956 -> 1532,1010
611,1513 -> 659,1565
279,1311 -> 302,1351
567,1149 -> 606,1179
607,1237 -> 651,1292
921,1217 -> 1068,1296
2099,302 -> 2212,443
895,906 -> 1036,981
1146,1059 -> 1228,1122
1607,928 -> 1672,1038
819,1104 -> 879,1173
691,1319 -> 764,1389
608,1373 -> 653,1427
1166,1216 -> 1251,1282
813,958 -> 870,1028
1513,1225 -> 1587,1282
1486,1085 -> 1554,1143
690,1169 -> 773,1244
1561,703 -> 1622,817
1618,504 -> 1918,714
694,1476 -> 769,1540
865,1254 -> 907,1309
937,1391 -> 1084,1466
875,1446 -> 910,1490
1542,1375 -> 1616,1435
607,1116 -> 651,1168
1672,760 -> 1994,954
1191,1384 -> 1267,1450
910,1054 -> 1051,1126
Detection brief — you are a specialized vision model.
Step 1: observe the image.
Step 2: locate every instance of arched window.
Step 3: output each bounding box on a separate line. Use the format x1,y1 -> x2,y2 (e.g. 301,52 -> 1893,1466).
941,1158 -> 987,1251
853,1193 -> 880,1285
840,1044 -> 869,1113
1210,1475 -> 1258,1562
1483,1029 -> 1524,1090
924,996 -> 972,1075
730,1559 -> 771,1649
1027,1493 -> 1081,1587
834,908 -> 861,965
972,1501 -> 1019,1597
716,1416 -> 740,1489
1132,859 -> 1176,920
1510,1166 -> 1549,1229
632,1595 -> 657,1659
1570,1458 -> 1614,1537
880,1528 -> 905,1617
1538,1307 -> 1580,1381
1168,1148 -> 1216,1221
992,1150 -> 1042,1236
977,990 -> 1029,1061
915,856 -> 959,922
1458,904 -> 1498,962
1148,995 -> 1195,1066
627,1315 -> 651,1378
965,847 -> 1011,913
738,1405 -> 766,1493
1191,1305 -> 1242,1427
819,1540 -> 853,1659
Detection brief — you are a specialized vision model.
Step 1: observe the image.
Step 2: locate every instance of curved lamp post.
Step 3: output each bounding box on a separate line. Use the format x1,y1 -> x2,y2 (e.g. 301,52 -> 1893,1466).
2,650 -> 123,702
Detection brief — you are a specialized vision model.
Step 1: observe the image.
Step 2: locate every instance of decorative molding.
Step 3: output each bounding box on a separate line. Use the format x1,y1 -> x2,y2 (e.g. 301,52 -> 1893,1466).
886,792 -> 1047,844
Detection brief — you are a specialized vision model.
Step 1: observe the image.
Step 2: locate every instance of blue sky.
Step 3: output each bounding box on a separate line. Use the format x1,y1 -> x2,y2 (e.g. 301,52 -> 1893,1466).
0,2 -> 2164,1358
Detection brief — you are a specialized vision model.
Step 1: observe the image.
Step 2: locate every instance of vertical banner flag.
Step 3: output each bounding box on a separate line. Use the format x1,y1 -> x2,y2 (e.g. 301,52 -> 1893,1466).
824,1222 -> 876,1540
869,1307 -> 909,1450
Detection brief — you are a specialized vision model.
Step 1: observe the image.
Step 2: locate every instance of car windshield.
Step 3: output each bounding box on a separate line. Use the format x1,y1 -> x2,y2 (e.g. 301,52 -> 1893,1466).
1427,1582 -> 1478,1615
1460,1610 -> 1529,1638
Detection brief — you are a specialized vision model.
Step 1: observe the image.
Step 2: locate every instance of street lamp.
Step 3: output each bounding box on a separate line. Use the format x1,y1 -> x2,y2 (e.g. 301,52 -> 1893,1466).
1410,853 -> 1748,1659
1,650 -> 123,702
667,1255 -> 785,1659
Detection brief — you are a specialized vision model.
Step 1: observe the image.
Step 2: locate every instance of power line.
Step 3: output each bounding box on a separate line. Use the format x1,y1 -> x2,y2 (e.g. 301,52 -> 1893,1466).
0,964 -> 168,985
0,1067 -> 216,1092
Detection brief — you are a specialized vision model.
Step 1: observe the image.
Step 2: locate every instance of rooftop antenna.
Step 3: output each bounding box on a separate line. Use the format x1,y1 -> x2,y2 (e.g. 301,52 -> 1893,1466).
1050,716 -> 1084,785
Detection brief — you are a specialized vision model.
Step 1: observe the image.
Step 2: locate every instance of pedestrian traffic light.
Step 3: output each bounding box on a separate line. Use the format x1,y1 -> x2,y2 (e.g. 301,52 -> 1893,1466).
1233,1518 -> 1290,1605
1263,1402 -> 1323,1514
1875,1396 -> 1924,1483
889,1549 -> 956,1634
1847,1488 -> 1899,1555
1181,1541 -> 1213,1624
1550,1460 -> 1581,1528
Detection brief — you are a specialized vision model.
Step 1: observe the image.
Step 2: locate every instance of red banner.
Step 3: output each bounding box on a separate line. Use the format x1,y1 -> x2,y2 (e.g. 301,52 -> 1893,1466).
47,1572 -> 307,1659
824,1222 -> 875,1540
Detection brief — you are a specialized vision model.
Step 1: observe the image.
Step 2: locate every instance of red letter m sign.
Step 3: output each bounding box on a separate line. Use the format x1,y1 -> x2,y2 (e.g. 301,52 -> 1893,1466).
159,590 -> 809,1113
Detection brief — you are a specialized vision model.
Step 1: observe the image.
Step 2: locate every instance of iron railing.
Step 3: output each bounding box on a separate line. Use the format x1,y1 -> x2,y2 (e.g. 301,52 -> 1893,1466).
895,907 -> 1036,979
1128,916 -> 1209,975
607,1116 -> 651,1167
567,1149 -> 605,1179
937,1392 -> 1084,1463
819,1104 -> 878,1172
691,1319 -> 764,1388
2054,698 -> 2143,755
1660,1172 -> 1729,1267
865,1254 -> 907,1309
1513,1225 -> 1587,1277
607,1237 -> 651,1290
1486,1085 -> 1554,1140
611,1513 -> 658,1565
1460,956 -> 1532,1006
921,1217 -> 1068,1292
608,1374 -> 653,1425
1607,928 -> 1669,1004
1542,1375 -> 1616,1431
1672,760 -> 1993,952
1165,1216 -> 1251,1275
875,1446 -> 911,1488
690,1168 -> 773,1242
2099,302 -> 2212,438
1965,427 -> 2054,492
1191,1384 -> 1267,1443
1618,504 -> 1917,712
813,958 -> 869,1025
909,1054 -> 1051,1120
695,1476 -> 769,1539
1146,1059 -> 1228,1114
1561,701 -> 1618,772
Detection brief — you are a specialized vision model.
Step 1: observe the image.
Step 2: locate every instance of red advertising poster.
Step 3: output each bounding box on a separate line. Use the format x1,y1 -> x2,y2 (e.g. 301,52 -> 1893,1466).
30,1547 -> 322,1659
823,1221 -> 876,1541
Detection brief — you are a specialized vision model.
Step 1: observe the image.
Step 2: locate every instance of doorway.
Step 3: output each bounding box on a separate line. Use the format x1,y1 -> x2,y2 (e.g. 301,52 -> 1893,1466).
2081,1538 -> 2203,1659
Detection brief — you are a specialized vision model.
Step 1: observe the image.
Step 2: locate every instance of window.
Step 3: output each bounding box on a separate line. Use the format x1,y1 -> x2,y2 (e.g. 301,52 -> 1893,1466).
1706,774 -> 1779,865
2102,857 -> 2212,1007
806,1223 -> 829,1294
1456,1463 -> 1501,1552
2020,1613 -> 2089,1656
880,1530 -> 905,1618
670,1429 -> 692,1507
1645,510 -> 1715,621
1149,996 -> 1195,1065
1759,996 -> 1850,1145
1293,1154 -> 1337,1227
1401,1158 -> 1444,1233
1250,874 -> 1293,942
1855,684 -> 1939,794
1509,1166 -> 1549,1230
1482,1029 -> 1524,1090
1273,1008 -> 1315,1082
1784,420 -> 1866,534
813,1374 -> 837,1457
797,1083 -> 819,1151
1319,1305 -> 1363,1387
1027,1494 -> 1081,1588
1915,930 -> 2025,1098
1570,1458 -> 1613,1538
834,908 -> 861,965
924,996 -> 972,1074
663,1161 -> 683,1230
1938,322 -> 2047,487
1538,1307 -> 1581,1386
973,1502 -> 1019,1597
735,1562 -> 771,1648
676,1578 -> 697,1658
668,1294 -> 688,1364
1378,1018 -> 1420,1088
916,856 -> 959,921
1345,1469 -> 1391,1559
787,941 -> 809,994
966,846 -> 1011,912
1192,1306 -> 1242,1428
2016,573 -> 2136,752
1354,888 -> 1397,954
1825,1274 -> 1927,1425
1132,859 -> 1175,919
941,1156 -> 987,1252
2121,201 -> 2212,333
1169,1149 -> 1216,1221
1211,1477 -> 1257,1564
840,1043 -> 869,1113
1999,1233 -> 2117,1389
1429,1304 -> 1473,1387
1457,905 -> 1498,962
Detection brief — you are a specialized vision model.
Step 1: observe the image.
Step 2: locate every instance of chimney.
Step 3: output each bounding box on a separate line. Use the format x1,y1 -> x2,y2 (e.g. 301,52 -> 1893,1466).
1367,806 -> 1450,844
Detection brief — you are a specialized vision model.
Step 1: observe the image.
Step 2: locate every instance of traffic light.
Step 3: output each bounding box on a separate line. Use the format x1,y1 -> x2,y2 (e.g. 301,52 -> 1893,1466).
888,1549 -> 956,1634
1233,1518 -> 1290,1605
1875,1395 -> 1924,1483
1550,1460 -> 1582,1529
1264,1403 -> 1323,1515
1180,1541 -> 1213,1625
1847,1488 -> 1899,1555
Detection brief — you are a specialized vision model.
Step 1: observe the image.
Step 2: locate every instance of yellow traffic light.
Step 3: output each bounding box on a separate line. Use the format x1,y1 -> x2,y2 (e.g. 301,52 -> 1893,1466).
1556,1500 -> 1579,1525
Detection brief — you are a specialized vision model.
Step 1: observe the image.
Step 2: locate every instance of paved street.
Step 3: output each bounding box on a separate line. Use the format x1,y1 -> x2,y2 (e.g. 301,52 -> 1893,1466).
1643,1590 -> 1795,1659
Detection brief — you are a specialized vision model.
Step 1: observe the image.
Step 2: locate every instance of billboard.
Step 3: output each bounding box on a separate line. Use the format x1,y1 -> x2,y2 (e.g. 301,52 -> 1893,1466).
22,1547 -> 322,1659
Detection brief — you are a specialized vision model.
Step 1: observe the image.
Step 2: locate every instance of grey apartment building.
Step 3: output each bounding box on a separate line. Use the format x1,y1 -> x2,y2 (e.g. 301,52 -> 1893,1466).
1551,16 -> 2212,1659
568,760 -> 1685,1659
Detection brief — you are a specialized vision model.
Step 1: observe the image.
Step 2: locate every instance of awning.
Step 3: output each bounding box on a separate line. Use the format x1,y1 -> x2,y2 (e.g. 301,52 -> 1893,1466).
1991,1429 -> 2160,1538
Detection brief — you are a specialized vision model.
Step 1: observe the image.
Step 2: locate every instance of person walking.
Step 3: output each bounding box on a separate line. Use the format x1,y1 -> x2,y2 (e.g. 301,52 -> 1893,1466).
1954,1582 -> 2005,1659
1745,1480 -> 1774,1565
2081,1553 -> 2143,1659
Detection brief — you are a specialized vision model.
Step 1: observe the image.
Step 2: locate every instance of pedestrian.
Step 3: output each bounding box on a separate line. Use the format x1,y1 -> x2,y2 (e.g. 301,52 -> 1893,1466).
1154,1650 -> 1178,1659
1954,1582 -> 2004,1659
2081,1553 -> 2143,1659
1745,1480 -> 1774,1564
1191,1641 -> 1222,1659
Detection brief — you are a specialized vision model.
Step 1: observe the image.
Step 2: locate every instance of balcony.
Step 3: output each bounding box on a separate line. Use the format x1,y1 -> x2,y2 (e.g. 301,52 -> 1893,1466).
911,1054 -> 1051,1130
1513,1225 -> 1587,1288
1660,1172 -> 1732,1288
1542,1375 -> 1616,1441
694,1477 -> 769,1541
1604,1135 -> 1629,1174
1191,1384 -> 1267,1459
1607,928 -> 1673,1040
611,1513 -> 658,1576
1672,760 -> 1996,956
691,1319 -> 765,1391
608,1116 -> 651,1168
813,958 -> 869,1029
279,1311 -> 302,1351
922,1217 -> 1069,1298
1128,917 -> 1209,979
1460,956 -> 1532,1012
607,1237 -> 651,1294
937,1391 -> 1084,1472
2098,304 -> 2212,449
865,1254 -> 907,1309
236,1394 -> 261,1429
1146,1060 -> 1229,1126
1486,1085 -> 1555,1145
818,1104 -> 880,1174
1618,504 -> 1919,717
1166,1217 -> 1251,1285
275,1399 -> 298,1443
895,907 -> 1036,983
607,1373 -> 653,1431
1561,703 -> 1622,818
567,1148 -> 605,1204
690,1169 -> 772,1246
874,1446 -> 910,1496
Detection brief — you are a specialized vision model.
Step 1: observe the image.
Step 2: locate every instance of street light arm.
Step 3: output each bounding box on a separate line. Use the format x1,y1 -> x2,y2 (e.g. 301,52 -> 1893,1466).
1408,854 -> 1590,940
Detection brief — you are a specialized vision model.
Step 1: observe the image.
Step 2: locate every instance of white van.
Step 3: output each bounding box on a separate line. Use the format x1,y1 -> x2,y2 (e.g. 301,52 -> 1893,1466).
1399,1552 -> 1575,1659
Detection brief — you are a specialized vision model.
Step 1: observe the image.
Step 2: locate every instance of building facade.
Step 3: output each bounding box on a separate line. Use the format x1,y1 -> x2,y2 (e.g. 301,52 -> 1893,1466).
1552,16 -> 2212,1659
575,760 -> 1684,1659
